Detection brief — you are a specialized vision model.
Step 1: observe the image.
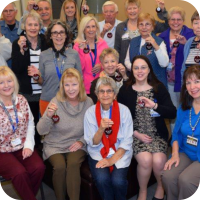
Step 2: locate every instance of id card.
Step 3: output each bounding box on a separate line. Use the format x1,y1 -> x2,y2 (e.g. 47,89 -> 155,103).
167,62 -> 173,71
11,137 -> 22,147
122,32 -> 129,40
187,135 -> 198,146
150,109 -> 160,117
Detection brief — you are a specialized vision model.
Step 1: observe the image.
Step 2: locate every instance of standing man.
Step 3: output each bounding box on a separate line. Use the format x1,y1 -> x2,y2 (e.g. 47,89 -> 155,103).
0,2 -> 19,43
18,0 -> 52,35
0,2 -> 19,67
98,1 -> 122,48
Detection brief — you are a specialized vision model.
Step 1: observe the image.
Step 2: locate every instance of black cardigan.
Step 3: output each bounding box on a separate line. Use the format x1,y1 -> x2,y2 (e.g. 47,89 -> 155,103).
117,84 -> 177,142
12,34 -> 48,94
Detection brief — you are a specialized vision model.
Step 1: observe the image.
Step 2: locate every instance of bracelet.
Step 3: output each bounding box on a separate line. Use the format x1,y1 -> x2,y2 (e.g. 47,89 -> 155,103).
152,103 -> 157,109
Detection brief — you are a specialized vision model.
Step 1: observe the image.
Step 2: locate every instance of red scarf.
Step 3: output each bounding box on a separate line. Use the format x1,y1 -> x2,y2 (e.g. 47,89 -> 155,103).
95,100 -> 120,171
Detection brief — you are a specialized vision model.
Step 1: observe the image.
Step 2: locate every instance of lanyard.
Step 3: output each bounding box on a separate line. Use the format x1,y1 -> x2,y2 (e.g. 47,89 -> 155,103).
169,28 -> 184,59
88,43 -> 97,77
53,55 -> 65,81
0,100 -> 18,133
109,106 -> 113,119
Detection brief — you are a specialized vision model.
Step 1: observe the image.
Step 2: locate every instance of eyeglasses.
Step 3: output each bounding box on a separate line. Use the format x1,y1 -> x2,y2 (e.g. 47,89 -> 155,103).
3,9 -> 15,14
38,7 -> 50,12
98,89 -> 114,95
133,66 -> 148,71
170,18 -> 183,22
138,23 -> 152,28
51,31 -> 66,37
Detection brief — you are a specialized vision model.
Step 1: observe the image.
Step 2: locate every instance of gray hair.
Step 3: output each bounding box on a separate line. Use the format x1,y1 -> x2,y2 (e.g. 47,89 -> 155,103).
95,77 -> 119,95
21,10 -> 43,30
102,1 -> 118,12
10,2 -> 17,11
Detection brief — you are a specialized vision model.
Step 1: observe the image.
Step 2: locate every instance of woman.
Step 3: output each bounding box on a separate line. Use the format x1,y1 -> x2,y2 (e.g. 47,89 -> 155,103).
0,66 -> 45,200
90,48 -> 128,104
115,0 -> 169,67
60,0 -> 80,43
73,16 -> 108,95
181,11 -> 200,78
159,7 -> 194,111
37,68 -> 93,200
118,55 -> 176,200
29,20 -> 82,115
84,77 -> 133,200
124,13 -> 169,87
162,65 -> 200,200
12,10 -> 48,145
0,28 -> 12,64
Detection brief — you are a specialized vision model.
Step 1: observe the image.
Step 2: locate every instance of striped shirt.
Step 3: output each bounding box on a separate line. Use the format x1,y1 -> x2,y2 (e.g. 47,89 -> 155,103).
185,39 -> 200,66
29,49 -> 42,94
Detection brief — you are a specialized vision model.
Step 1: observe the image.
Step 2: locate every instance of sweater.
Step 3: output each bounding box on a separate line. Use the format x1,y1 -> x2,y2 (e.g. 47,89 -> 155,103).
129,34 -> 168,87
37,96 -> 93,160
12,34 -> 48,95
159,25 -> 194,92
73,38 -> 108,94
118,84 -> 176,142
39,48 -> 82,102
181,36 -> 198,81
114,9 -> 169,67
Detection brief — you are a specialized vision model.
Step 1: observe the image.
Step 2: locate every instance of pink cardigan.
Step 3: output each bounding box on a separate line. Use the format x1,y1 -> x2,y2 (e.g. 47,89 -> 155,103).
73,38 -> 108,94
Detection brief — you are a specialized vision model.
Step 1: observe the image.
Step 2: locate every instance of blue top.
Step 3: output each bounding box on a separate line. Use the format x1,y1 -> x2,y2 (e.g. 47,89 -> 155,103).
159,25 -> 194,92
0,20 -> 19,43
84,103 -> 133,169
181,36 -> 198,82
171,106 -> 200,162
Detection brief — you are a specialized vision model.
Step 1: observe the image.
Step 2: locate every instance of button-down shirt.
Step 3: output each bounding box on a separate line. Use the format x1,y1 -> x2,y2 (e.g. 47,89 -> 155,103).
84,103 -> 133,169
98,19 -> 122,48
0,20 -> 19,43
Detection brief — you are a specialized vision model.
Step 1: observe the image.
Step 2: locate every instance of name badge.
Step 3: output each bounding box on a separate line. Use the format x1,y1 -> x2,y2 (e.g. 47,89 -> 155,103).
11,137 -> 22,147
187,135 -> 198,146
167,62 -> 173,71
150,109 -> 160,117
122,32 -> 129,40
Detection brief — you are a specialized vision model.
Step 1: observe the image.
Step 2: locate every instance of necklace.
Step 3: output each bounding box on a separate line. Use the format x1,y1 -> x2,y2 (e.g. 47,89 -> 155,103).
189,108 -> 200,133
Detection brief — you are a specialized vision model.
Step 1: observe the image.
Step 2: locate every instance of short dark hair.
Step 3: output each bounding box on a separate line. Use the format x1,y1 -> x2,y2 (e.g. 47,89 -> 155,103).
180,65 -> 200,110
45,19 -> 72,47
126,55 -> 162,92
191,10 -> 199,23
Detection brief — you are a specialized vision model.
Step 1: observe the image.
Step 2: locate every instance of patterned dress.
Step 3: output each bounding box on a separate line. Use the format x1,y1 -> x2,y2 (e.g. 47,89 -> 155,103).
133,89 -> 168,155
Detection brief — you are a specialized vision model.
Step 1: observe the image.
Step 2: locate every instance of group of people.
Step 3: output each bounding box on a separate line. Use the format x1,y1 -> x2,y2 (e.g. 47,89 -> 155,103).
0,1 -> 200,200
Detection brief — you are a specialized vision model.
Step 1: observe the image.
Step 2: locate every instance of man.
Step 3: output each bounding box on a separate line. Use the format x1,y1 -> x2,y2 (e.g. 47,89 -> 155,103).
0,2 -> 18,67
0,2 -> 19,43
18,0 -> 52,35
98,1 -> 122,48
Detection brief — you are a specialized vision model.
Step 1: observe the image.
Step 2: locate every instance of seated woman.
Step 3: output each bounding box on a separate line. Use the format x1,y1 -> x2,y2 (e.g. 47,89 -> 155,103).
37,68 -> 93,200
181,11 -> 200,78
90,48 -> 128,104
84,77 -> 133,200
162,65 -> 200,200
0,66 -> 45,200
118,55 -> 176,200
124,13 -> 169,87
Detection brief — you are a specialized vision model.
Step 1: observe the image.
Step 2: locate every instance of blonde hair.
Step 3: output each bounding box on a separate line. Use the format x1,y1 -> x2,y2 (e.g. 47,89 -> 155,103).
99,48 -> 119,63
0,66 -> 19,101
125,0 -> 141,9
168,7 -> 186,21
60,0 -> 80,27
56,68 -> 87,102
21,10 -> 43,30
74,16 -> 100,43
102,1 -> 118,12
137,13 -> 155,29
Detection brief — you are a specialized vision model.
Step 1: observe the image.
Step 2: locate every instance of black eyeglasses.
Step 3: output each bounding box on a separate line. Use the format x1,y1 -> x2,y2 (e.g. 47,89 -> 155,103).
51,31 -> 66,37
